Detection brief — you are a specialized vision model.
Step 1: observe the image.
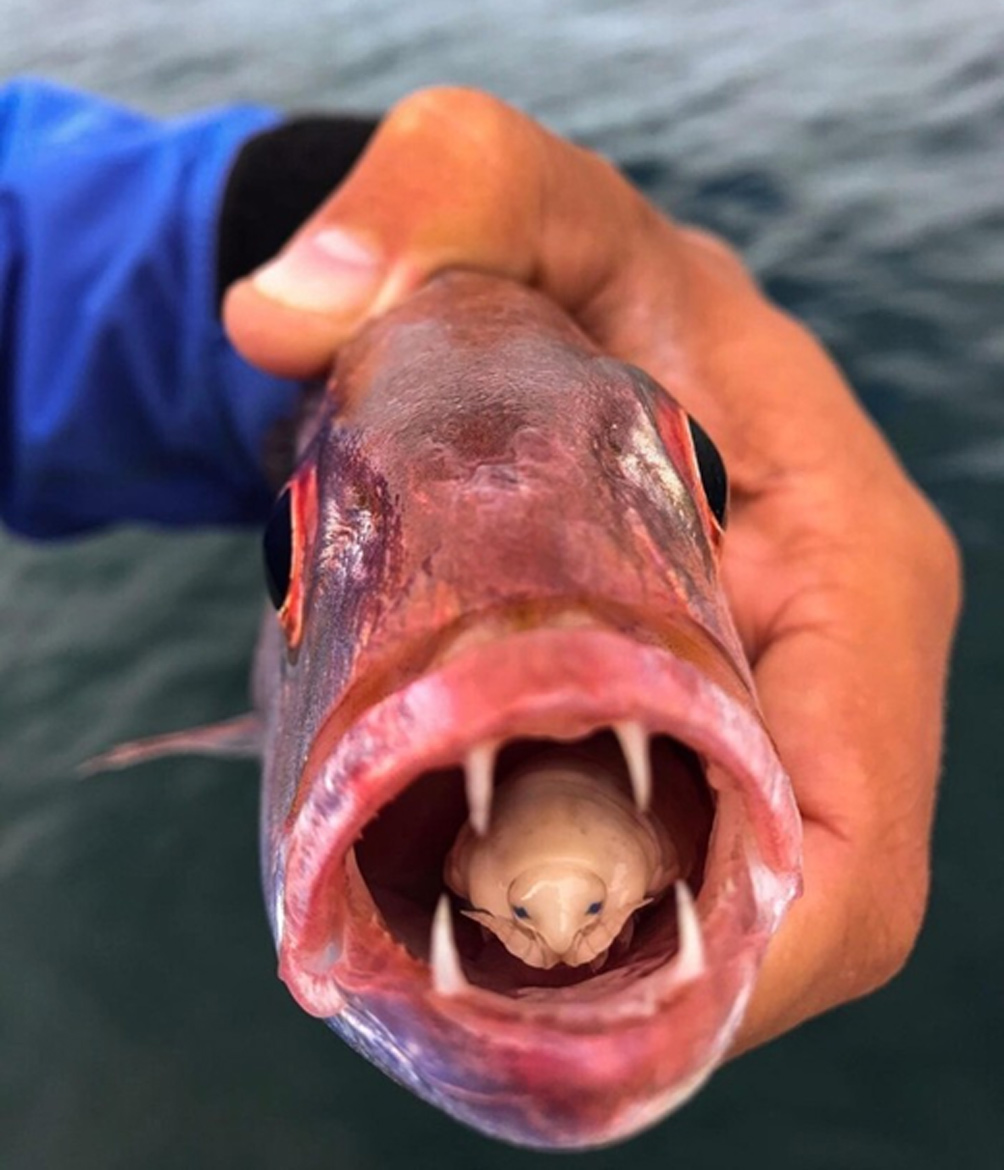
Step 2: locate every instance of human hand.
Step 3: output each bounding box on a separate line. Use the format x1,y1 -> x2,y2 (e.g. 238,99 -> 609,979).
223,88 -> 962,1054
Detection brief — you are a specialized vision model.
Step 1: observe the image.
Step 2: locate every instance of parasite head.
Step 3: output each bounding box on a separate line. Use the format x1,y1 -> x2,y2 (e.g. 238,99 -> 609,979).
507,863 -> 608,965
452,761 -> 672,969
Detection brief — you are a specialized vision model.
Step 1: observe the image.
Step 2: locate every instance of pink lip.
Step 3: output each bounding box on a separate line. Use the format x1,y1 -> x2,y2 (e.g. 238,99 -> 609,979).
273,626 -> 800,1145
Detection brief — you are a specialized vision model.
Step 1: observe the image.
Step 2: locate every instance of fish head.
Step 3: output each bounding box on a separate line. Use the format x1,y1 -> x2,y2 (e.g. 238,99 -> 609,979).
257,272 -> 802,1148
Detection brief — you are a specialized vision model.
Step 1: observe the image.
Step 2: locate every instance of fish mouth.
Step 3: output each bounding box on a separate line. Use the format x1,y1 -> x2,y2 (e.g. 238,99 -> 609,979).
277,617 -> 801,1147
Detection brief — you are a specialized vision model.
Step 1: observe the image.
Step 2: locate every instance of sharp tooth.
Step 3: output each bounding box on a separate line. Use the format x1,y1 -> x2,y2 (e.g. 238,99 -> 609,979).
614,720 -> 651,811
464,742 -> 496,835
674,881 -> 707,983
431,894 -> 470,997
344,846 -> 377,918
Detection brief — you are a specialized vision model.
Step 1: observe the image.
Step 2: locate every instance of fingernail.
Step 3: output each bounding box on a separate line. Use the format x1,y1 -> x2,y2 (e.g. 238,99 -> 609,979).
251,228 -> 384,315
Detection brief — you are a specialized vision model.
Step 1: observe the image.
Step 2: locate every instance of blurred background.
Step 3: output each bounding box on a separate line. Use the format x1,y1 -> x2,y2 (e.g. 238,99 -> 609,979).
1,1 -> 1002,1166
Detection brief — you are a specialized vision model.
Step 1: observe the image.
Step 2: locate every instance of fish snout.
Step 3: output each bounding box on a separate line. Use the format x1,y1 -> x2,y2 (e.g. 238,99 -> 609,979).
508,864 -> 607,965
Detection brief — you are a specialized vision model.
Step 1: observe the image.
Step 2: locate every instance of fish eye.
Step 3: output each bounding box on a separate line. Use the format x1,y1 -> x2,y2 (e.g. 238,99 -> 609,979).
587,901 -> 603,915
263,488 -> 293,610
687,416 -> 728,527
513,905 -> 530,921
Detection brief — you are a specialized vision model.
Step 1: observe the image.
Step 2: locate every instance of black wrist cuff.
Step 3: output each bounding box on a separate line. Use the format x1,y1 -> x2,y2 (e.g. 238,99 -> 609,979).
216,114 -> 379,311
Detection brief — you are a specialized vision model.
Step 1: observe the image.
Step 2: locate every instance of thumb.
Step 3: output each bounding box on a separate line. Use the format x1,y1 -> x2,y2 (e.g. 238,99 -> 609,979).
222,86 -> 880,498
222,86 -> 654,379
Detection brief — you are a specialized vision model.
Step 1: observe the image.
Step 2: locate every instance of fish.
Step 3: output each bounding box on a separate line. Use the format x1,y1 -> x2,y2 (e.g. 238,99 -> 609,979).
90,271 -> 802,1150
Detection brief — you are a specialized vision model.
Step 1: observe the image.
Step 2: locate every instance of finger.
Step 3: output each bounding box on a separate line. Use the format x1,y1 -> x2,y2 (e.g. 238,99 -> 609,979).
724,438 -> 963,1050
224,85 -> 643,376
224,87 -> 888,493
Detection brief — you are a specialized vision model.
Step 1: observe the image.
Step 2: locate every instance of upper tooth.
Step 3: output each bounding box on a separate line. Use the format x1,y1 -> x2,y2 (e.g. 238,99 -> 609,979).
464,742 -> 497,836
614,720 -> 651,811
673,880 -> 706,983
430,894 -> 470,997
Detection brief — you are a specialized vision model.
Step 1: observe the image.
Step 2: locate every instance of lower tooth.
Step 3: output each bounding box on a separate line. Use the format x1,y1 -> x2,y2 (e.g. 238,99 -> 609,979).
344,846 -> 378,917
430,894 -> 470,997
673,881 -> 706,983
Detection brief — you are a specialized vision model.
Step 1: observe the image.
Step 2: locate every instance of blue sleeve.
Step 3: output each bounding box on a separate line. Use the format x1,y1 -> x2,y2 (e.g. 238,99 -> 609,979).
0,79 -> 301,539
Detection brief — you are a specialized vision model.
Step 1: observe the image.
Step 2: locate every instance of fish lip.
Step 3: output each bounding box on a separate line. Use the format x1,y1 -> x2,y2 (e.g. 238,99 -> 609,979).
277,625 -> 802,1143
280,623 -> 801,990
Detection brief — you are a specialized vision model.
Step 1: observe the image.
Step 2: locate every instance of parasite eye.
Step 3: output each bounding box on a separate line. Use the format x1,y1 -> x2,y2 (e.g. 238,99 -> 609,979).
587,901 -> 603,915
263,488 -> 293,610
513,906 -> 530,921
687,416 -> 728,527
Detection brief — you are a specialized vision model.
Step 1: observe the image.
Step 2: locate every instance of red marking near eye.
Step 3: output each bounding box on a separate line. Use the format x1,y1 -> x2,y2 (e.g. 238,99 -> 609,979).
279,465 -> 318,650
649,393 -> 725,548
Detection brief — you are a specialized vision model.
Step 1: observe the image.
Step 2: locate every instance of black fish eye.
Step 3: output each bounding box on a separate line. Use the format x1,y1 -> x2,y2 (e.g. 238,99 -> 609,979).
687,416 -> 728,527
587,901 -> 603,915
263,488 -> 293,609
513,905 -> 530,920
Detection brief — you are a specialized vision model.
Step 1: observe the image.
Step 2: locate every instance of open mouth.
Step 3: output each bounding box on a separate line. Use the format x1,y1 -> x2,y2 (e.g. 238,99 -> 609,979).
355,728 -> 713,998
277,614 -> 801,1044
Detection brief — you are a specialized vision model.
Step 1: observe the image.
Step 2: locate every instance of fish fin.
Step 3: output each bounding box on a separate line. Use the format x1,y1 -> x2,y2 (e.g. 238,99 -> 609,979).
79,713 -> 263,777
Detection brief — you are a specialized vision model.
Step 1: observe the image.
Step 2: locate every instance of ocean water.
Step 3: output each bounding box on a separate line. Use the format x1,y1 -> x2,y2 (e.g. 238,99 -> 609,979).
2,1 -> 1002,1166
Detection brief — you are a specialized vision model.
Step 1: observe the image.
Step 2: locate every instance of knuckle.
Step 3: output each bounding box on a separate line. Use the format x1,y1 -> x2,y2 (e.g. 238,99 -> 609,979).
678,225 -> 757,289
927,510 -> 964,604
384,85 -> 518,147
906,495 -> 964,614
